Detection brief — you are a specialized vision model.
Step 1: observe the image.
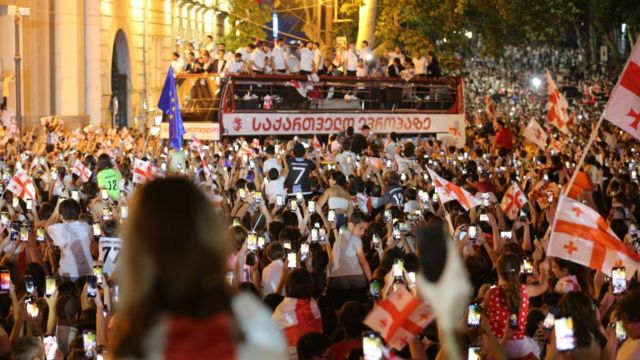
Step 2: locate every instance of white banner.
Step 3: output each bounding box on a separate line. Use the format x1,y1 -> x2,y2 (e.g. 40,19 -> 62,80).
222,112 -> 464,144
160,122 -> 220,141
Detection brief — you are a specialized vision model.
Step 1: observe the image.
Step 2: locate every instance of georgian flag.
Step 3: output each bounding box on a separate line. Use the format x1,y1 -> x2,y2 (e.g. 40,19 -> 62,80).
272,297 -> 322,352
545,70 -> 570,134
523,118 -> 548,150
500,182 -> 528,220
427,168 -> 481,211
6,170 -> 36,200
132,159 -> 156,184
363,287 -> 434,350
72,160 -> 92,182
603,39 -> 640,141
119,127 -> 134,151
547,195 -> 640,279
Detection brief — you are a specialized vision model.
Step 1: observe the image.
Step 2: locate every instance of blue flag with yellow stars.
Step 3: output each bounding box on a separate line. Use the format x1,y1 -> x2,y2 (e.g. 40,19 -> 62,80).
158,66 -> 185,149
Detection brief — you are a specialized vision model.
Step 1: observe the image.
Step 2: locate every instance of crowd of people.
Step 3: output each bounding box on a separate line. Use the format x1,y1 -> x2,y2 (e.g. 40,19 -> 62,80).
0,44 -> 638,360
170,36 -> 441,78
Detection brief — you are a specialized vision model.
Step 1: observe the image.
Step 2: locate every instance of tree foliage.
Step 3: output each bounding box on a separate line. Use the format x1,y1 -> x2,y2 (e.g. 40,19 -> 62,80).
220,0 -> 272,51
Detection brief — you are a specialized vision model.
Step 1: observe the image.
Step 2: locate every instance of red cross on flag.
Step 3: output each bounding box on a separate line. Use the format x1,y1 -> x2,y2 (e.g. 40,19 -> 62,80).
272,297 -> 322,351
72,160 -> 92,183
189,134 -> 203,153
363,287 -> 434,350
6,170 -> 36,201
547,195 -> 640,279
133,159 -> 157,184
545,70 -> 570,134
427,168 -> 481,211
603,39 -> 640,141
500,182 -> 528,220
523,118 -> 548,150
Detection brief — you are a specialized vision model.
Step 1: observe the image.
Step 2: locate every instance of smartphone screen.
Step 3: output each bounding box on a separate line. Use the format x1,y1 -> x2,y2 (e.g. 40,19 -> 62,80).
500,231 -> 512,240
1,211 -> 8,225
555,317 -> 576,351
467,302 -> 481,328
36,227 -> 45,241
45,276 -> 56,297
287,253 -> 296,269
101,189 -> 108,200
616,320 -> 627,342
83,330 -> 97,358
308,200 -> 316,213
26,198 -> 32,211
121,206 -> 128,219
383,210 -> 391,223
519,209 -> 527,221
87,275 -> 98,298
328,209 -> 336,223
296,193 -> 303,202
522,257 -> 534,275
543,312 -> 555,330
369,280 -> 381,298
102,208 -> 110,221
238,188 -> 246,200
547,191 -> 554,204
363,332 -> 383,360
19,226 -> 29,242
247,233 -> 257,251
257,236 -> 266,249
92,223 -> 102,237
612,267 -> 627,295
0,270 -> 10,291
300,243 -> 309,260
509,312 -> 519,329
289,199 -> 298,211
25,274 -> 35,294
44,334 -> 58,360
479,214 -> 489,222
432,192 -> 439,203
372,233 -> 381,246
93,266 -> 104,285
276,195 -> 284,206
12,196 -> 19,208
392,260 -> 404,278
468,226 -> 477,240
467,346 -> 482,360
311,228 -> 319,242
25,296 -> 38,317
71,190 -> 80,202
284,240 -> 291,251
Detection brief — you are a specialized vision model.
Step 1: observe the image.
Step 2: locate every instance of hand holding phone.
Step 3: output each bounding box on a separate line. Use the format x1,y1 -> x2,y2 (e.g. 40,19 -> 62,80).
467,302 -> 482,328
555,317 -> 576,351
287,253 -> 297,269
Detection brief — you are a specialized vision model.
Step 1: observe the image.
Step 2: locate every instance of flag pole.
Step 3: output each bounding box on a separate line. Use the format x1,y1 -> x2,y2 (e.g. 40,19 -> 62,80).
563,113 -> 605,196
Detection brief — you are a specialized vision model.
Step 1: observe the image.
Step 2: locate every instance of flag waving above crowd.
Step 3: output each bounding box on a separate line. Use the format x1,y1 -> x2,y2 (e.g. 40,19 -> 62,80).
603,38 -> 640,141
427,168 -> 480,211
500,182 -> 528,220
548,196 -> 640,278
523,118 -> 548,149
545,70 -> 570,134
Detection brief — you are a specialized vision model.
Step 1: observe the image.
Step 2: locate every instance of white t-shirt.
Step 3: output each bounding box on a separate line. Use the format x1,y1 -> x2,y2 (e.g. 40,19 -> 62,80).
335,151 -> 356,175
261,259 -> 284,296
286,55 -> 300,74
250,49 -> 266,72
314,49 -> 323,70
329,230 -> 364,277
98,236 -> 123,277
300,48 -> 315,72
345,50 -> 358,71
272,46 -> 286,70
413,56 -> 427,75
48,221 -> 93,278
264,177 -> 286,204
226,60 -> 245,74
263,157 -> 282,175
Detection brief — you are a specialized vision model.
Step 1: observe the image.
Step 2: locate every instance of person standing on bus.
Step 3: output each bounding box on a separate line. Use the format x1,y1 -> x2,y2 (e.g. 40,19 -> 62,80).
212,50 -> 227,74
249,43 -> 267,74
300,41 -> 316,75
313,42 -> 324,72
272,39 -> 288,74
284,142 -> 316,197
170,52 -> 184,76
343,43 -> 358,76
413,50 -> 427,77
226,53 -> 246,75
427,51 -> 442,77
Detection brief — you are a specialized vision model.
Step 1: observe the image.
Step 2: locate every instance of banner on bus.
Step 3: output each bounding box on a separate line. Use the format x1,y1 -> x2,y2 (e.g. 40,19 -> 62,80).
222,113 -> 464,139
160,122 -> 220,141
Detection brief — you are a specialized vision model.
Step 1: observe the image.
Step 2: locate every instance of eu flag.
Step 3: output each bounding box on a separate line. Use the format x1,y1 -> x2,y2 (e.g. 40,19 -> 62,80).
158,66 -> 185,149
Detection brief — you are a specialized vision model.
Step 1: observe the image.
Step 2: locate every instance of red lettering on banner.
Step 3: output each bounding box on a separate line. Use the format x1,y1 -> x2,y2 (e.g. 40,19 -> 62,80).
413,117 -> 421,130
424,116 -> 431,130
405,118 -> 413,130
251,117 -> 260,131
282,118 -> 291,131
273,117 -> 282,131
292,118 -> 301,131
315,117 -> 323,131
345,117 -> 355,129
303,117 -> 313,131
325,117 -> 333,131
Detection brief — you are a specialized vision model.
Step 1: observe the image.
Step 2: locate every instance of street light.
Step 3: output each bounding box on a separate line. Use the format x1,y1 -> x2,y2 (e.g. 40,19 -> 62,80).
530,76 -> 541,89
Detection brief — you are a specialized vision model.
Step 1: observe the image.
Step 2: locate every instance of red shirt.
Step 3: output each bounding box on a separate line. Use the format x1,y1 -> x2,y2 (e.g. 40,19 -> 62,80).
495,127 -> 514,150
486,284 -> 529,340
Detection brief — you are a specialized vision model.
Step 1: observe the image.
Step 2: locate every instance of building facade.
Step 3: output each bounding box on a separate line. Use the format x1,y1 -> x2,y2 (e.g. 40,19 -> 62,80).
0,0 -> 230,130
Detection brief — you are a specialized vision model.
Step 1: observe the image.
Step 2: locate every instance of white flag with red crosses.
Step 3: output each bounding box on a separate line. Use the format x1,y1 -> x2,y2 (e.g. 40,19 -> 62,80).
427,168 -> 481,211
547,195 -> 640,279
500,182 -> 528,221
363,287 -> 434,350
523,118 -> 548,150
6,170 -> 36,200
132,159 -> 156,184
72,160 -> 92,182
545,70 -> 570,134
604,39 -> 640,141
